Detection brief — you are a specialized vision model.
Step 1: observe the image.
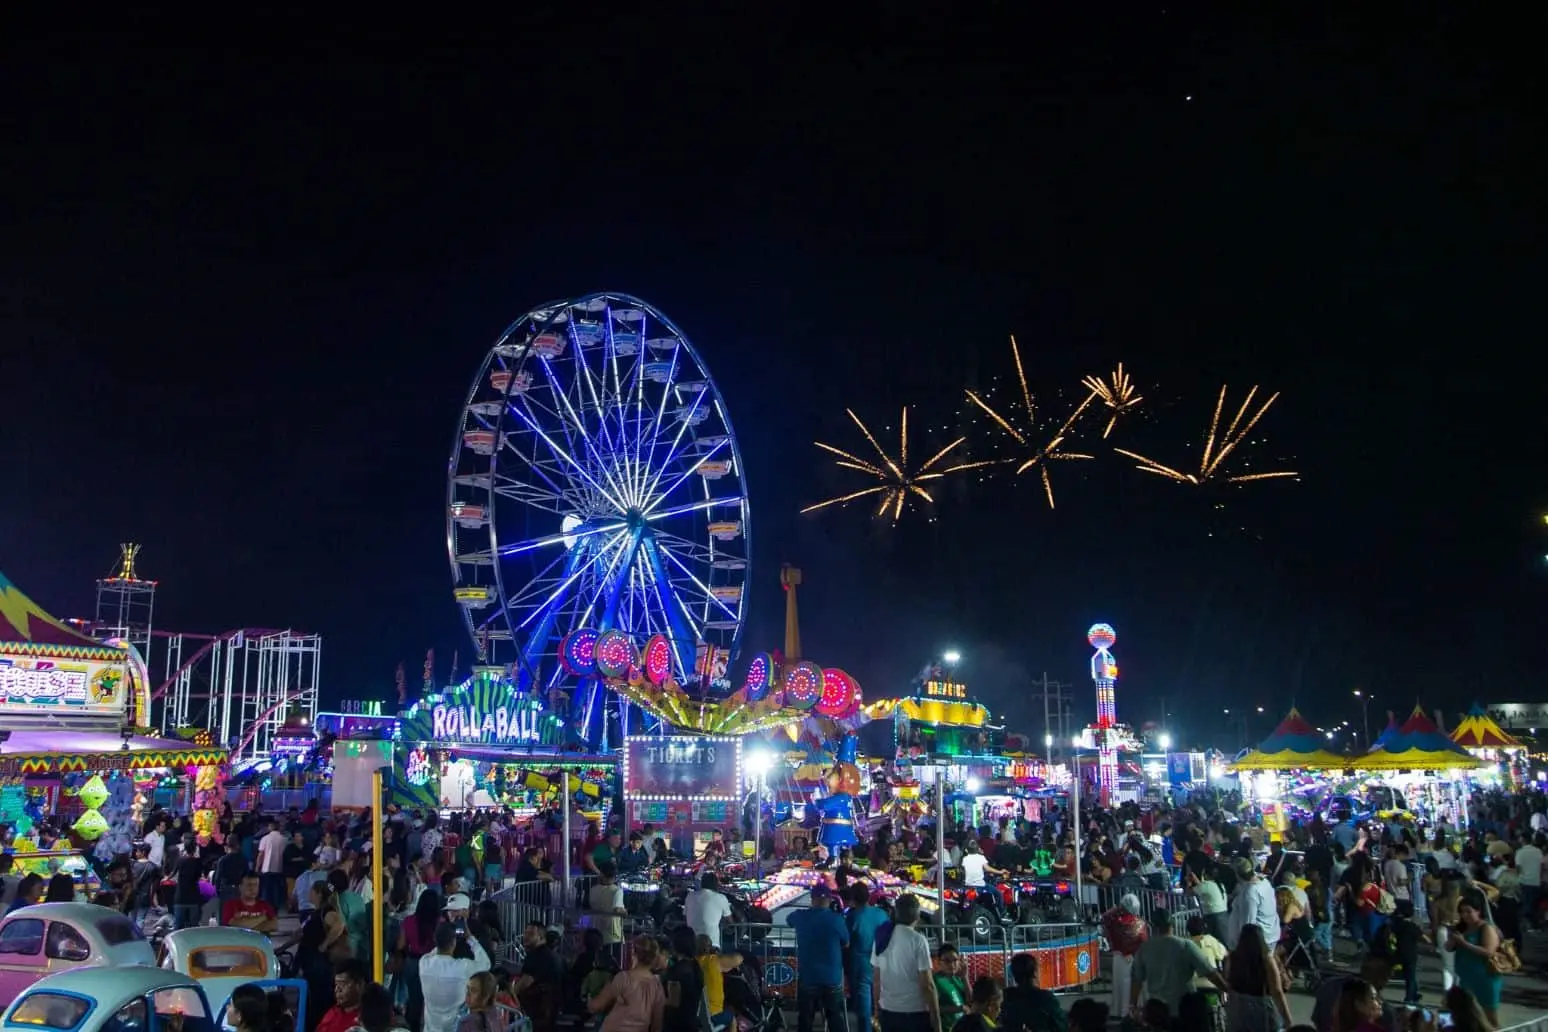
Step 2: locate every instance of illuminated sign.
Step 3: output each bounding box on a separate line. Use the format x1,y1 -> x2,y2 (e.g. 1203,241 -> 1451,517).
430,702 -> 542,744
923,680 -> 967,700
623,735 -> 741,801
338,699 -> 383,716
0,656 -> 126,715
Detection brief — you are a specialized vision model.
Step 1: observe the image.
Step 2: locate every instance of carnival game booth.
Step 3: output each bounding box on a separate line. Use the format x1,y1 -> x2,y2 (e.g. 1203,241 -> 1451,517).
1357,706 -> 1485,827
1230,709 -> 1359,843
365,670 -> 614,818
1451,703 -> 1525,787
0,570 -> 227,865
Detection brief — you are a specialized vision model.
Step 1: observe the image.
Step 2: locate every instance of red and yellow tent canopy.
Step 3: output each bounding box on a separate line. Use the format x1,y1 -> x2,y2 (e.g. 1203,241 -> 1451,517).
1451,704 -> 1522,750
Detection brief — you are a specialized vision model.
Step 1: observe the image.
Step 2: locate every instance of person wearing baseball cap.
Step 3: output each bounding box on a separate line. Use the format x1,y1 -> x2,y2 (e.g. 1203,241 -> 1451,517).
1227,855 -> 1280,948
788,882 -> 848,1032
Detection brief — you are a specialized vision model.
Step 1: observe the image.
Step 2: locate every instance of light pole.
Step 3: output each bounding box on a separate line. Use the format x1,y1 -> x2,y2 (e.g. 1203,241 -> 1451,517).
1069,737 -> 1085,918
746,749 -> 773,880
1353,690 -> 1373,743
1045,733 -> 1054,767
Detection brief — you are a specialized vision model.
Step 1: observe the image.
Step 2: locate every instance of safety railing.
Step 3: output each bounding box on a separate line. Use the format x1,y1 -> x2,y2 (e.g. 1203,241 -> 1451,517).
1084,883 -> 1202,937
721,920 -> 1102,999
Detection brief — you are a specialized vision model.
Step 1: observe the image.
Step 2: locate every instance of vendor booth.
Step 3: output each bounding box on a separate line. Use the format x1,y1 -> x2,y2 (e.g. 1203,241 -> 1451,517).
0,569 -> 228,867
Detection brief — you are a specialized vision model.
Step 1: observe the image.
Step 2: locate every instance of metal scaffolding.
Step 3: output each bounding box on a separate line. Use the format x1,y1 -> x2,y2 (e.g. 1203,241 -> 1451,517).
155,629 -> 322,762
93,543 -> 157,659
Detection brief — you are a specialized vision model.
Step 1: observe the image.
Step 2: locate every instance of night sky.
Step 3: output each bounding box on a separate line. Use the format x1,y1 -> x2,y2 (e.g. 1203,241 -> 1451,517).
4,11 -> 1543,748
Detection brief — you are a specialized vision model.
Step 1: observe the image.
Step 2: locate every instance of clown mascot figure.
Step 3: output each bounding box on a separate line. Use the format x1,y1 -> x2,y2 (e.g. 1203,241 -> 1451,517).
816,735 -> 862,862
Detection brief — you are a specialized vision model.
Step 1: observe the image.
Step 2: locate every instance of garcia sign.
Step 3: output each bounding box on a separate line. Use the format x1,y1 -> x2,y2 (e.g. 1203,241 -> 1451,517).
622,735 -> 741,800
430,702 -> 543,744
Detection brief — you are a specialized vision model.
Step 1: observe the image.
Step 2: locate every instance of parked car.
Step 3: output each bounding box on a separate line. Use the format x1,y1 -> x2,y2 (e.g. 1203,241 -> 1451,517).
0,964 -> 215,1032
160,926 -> 279,1016
0,903 -> 154,999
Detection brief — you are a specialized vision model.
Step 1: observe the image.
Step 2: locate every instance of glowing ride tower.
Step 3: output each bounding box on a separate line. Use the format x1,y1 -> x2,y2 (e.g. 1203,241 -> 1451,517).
1087,622 -> 1119,804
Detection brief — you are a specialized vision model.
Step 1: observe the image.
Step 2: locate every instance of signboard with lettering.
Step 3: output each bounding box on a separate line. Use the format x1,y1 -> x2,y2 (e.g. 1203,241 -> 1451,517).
623,735 -> 741,800
922,680 -> 968,700
0,654 -> 127,718
430,701 -> 544,744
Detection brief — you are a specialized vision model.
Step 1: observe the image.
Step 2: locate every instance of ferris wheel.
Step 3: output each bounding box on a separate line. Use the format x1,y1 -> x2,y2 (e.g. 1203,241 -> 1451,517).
447,292 -> 751,742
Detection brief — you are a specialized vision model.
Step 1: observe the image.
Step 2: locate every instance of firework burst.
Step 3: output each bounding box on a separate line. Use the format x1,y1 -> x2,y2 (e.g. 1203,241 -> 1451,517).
802,407 -> 994,524
963,335 -> 1095,508
1081,363 -> 1143,438
1114,384 -> 1298,485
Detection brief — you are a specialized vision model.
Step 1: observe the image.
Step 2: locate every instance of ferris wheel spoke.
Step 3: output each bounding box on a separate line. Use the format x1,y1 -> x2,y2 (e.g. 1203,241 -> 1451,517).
656,542 -> 740,623
504,401 -> 629,513
497,521 -> 628,558
637,541 -> 702,677
642,434 -> 728,516
633,344 -> 684,506
637,377 -> 709,506
514,529 -> 627,631
490,473 -> 574,516
527,361 -> 633,508
644,495 -> 744,523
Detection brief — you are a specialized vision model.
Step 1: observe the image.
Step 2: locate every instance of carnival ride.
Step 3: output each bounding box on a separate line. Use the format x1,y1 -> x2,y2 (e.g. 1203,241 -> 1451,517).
447,293 -> 751,745
85,545 -> 322,763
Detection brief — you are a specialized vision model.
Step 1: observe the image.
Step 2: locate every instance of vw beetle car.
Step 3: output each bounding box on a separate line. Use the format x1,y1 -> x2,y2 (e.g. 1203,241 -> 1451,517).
0,964 -> 215,1032
0,902 -> 154,999
159,927 -> 279,1017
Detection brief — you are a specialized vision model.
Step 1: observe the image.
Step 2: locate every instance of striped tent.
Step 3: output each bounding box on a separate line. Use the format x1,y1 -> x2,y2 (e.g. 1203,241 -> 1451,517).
1450,703 -> 1523,750
1230,708 -> 1352,771
1360,705 -> 1485,770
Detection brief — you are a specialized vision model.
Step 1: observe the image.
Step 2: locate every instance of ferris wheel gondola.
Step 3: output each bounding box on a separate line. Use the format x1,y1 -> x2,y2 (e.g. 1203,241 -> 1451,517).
447,293 -> 751,744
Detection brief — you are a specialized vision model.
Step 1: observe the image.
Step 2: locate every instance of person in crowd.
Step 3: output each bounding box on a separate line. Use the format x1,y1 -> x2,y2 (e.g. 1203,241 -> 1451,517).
314,960 -> 368,1032
788,883 -> 849,1032
215,838 -> 247,903
589,934 -> 665,1032
1328,977 -> 1390,1032
1311,955 -> 1396,1032
222,872 -> 280,934
684,871 -> 733,949
1128,907 -> 1229,1019
1066,999 -> 1108,1032
282,830 -> 310,912
458,971 -> 512,1032
43,872 -> 75,903
1441,986 -> 1496,1032
350,982 -> 411,1032
256,818 -> 289,913
696,933 -> 743,1032
1223,923 -> 1292,1031
7,873 -> 43,913
933,944 -> 969,1031
845,881 -> 888,1032
618,831 -> 650,874
1447,894 -> 1504,1027
420,921 -> 491,1032
514,921 -> 563,1032
1227,856 -> 1281,950
999,952 -> 1066,1032
588,861 -> 628,968
662,926 -> 707,1032
950,977 -> 1001,1032
872,894 -> 939,1032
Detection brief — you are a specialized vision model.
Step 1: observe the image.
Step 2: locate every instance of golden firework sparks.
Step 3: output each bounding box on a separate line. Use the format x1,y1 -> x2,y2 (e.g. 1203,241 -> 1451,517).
964,335 -> 1095,508
802,406 -> 995,524
1114,384 -> 1298,485
1080,363 -> 1143,438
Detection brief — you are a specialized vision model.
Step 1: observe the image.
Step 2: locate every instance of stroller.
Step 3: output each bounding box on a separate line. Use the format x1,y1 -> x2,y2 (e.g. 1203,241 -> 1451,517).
724,954 -> 785,1032
1278,915 -> 1323,990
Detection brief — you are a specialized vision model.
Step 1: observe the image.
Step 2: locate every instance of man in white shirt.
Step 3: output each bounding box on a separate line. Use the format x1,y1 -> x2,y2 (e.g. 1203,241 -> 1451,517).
872,894 -> 938,1029
588,861 -> 627,966
1517,833 -> 1545,930
1226,857 -> 1280,949
685,871 -> 733,949
255,819 -> 289,914
420,921 -> 492,1032
143,818 -> 168,869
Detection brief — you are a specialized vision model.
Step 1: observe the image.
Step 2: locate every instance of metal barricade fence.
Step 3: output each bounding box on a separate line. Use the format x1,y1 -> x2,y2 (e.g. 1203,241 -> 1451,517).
1086,882 -> 1202,936
489,880 -> 649,971
722,920 -> 1102,999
